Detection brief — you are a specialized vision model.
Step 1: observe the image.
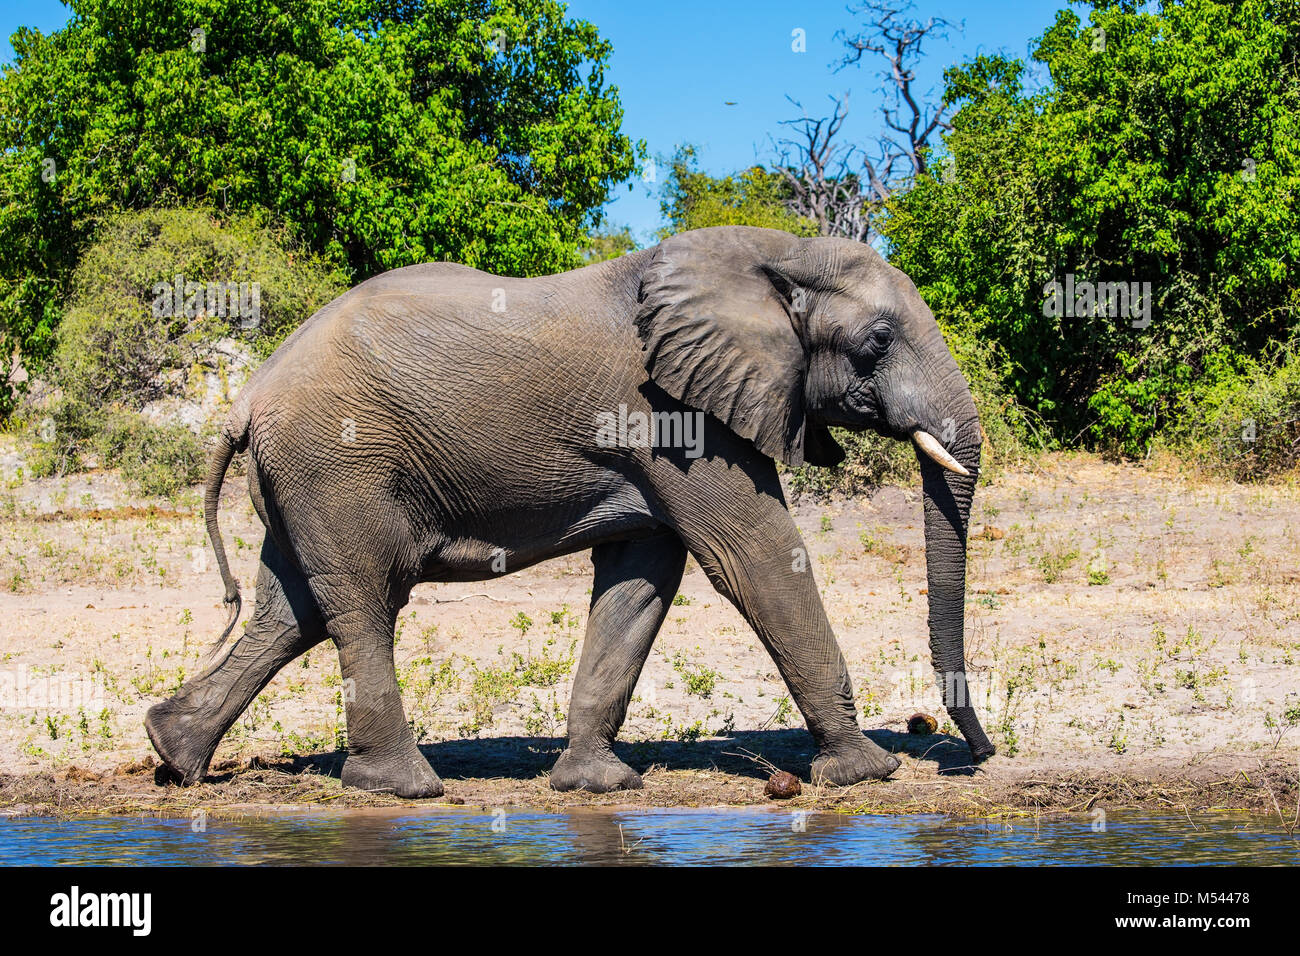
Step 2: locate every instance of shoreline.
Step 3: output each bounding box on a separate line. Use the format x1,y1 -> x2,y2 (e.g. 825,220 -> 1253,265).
2,750 -> 1296,822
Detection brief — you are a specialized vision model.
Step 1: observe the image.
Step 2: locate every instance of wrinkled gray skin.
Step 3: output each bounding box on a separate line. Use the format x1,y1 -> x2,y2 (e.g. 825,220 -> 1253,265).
145,225 -> 994,797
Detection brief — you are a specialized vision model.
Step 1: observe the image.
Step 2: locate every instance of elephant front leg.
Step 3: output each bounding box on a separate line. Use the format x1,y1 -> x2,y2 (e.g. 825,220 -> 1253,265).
719,543 -> 898,785
664,473 -> 899,786
550,533 -> 687,792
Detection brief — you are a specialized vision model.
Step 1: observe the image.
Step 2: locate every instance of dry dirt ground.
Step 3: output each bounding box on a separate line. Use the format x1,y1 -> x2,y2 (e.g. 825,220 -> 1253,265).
1,443 -> 1298,822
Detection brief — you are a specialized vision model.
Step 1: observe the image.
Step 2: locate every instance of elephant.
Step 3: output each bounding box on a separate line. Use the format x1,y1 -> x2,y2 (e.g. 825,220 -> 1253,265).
144,224 -> 995,798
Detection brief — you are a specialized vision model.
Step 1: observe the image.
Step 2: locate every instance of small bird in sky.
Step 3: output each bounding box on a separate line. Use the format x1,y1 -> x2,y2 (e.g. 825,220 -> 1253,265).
723,100 -> 738,106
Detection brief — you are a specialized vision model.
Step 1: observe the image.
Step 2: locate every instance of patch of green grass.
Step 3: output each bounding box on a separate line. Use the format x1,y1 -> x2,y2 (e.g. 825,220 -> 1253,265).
1034,539 -> 1080,584
671,652 -> 718,699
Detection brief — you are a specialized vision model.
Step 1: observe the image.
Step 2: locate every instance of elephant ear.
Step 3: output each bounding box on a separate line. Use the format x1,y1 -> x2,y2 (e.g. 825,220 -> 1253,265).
635,228 -> 818,466
804,423 -> 846,467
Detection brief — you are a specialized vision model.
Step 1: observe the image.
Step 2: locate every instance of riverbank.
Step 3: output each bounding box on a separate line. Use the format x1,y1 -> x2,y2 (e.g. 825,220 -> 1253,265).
2,447 -> 1298,820
2,746 -> 1297,823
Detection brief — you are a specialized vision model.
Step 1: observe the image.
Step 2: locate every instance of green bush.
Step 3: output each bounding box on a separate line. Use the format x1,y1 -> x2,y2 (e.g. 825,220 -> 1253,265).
113,416 -> 207,497
1155,345 -> 1300,480
23,206 -> 343,493
56,206 -> 345,399
25,405 -> 205,497
659,146 -> 819,238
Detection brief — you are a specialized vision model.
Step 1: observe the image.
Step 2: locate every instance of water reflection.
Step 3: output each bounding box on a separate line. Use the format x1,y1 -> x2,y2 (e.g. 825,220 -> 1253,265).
1,809 -> 1295,866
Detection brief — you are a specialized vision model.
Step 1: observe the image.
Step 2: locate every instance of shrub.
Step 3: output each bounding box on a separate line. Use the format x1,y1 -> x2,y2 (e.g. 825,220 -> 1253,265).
1154,345 -> 1300,480
25,404 -> 206,497
55,206 -> 345,397
113,417 -> 207,497
23,206 -> 344,493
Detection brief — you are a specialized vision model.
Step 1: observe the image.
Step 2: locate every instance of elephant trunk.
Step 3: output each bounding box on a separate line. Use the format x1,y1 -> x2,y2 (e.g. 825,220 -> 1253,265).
915,390 -> 994,762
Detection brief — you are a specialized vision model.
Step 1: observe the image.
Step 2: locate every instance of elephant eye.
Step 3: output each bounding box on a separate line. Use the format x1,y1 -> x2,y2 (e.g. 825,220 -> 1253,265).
865,324 -> 894,355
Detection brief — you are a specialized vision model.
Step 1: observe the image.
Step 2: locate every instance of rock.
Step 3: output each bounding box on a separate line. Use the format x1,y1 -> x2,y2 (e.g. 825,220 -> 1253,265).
907,713 -> 938,735
764,771 -> 802,799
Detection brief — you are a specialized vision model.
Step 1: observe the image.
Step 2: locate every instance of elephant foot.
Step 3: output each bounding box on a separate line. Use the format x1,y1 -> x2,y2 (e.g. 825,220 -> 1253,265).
549,747 -> 643,793
811,739 -> 900,787
145,698 -> 219,786
340,749 -> 444,799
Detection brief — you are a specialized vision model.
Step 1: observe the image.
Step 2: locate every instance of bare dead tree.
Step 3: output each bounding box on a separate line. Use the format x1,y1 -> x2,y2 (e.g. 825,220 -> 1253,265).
772,95 -> 874,243
773,1 -> 959,241
839,1 -> 958,182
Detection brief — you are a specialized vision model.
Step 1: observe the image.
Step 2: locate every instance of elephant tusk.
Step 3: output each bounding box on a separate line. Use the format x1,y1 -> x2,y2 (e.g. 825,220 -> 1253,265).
912,430 -> 971,477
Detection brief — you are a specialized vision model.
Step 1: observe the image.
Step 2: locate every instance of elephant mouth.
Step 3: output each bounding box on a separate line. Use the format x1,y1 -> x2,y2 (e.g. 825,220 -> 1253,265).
830,380 -> 887,432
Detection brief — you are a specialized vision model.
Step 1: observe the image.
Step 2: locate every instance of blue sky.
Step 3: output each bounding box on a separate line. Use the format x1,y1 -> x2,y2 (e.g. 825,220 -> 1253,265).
2,1 -> 1087,241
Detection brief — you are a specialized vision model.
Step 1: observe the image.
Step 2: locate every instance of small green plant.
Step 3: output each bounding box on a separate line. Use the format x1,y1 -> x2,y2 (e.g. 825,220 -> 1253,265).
664,718 -> 705,742
860,528 -> 906,564
766,694 -> 794,728
1108,714 -> 1128,754
1086,552 -> 1110,585
671,652 -> 718,699
523,692 -> 566,737
1034,539 -> 1080,584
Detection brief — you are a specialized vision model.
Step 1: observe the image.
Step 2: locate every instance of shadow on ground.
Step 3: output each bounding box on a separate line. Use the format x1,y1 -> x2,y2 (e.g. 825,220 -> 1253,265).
197,728 -> 981,787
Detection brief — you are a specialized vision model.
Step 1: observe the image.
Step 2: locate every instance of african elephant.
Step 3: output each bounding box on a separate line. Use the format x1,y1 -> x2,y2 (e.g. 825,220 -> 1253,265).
145,224 -> 994,797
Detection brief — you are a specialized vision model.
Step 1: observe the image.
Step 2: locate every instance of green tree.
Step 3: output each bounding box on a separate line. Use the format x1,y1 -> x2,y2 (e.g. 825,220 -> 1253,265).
0,0 -> 641,413
26,206 -> 344,492
883,0 -> 1300,454
658,145 -> 819,238
580,225 -> 637,262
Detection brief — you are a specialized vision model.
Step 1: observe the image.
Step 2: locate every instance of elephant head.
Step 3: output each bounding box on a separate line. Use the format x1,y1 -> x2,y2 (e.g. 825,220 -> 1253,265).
635,225 -> 995,761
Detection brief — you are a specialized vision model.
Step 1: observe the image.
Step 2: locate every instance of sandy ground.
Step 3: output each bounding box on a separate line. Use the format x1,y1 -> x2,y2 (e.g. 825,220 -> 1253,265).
1,444 -> 1298,821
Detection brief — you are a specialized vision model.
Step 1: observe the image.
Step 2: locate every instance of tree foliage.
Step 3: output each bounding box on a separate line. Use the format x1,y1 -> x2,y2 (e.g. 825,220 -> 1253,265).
658,145 -> 818,238
24,207 -> 344,490
0,0 -> 640,412
883,0 -> 1300,454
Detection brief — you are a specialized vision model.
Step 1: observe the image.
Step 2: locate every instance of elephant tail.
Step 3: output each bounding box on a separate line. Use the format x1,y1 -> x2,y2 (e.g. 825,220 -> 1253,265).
203,410 -> 251,662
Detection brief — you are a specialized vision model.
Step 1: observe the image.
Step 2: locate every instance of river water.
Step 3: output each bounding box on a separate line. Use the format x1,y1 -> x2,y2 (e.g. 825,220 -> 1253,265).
1,808 -> 1296,865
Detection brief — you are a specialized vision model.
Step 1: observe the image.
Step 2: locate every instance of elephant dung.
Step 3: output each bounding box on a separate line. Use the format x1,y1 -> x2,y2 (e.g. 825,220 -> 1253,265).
908,712 -> 939,735
764,771 -> 802,799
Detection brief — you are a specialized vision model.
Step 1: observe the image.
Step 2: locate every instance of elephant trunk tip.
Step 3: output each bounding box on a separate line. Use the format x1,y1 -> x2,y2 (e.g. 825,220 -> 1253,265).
947,704 -> 995,763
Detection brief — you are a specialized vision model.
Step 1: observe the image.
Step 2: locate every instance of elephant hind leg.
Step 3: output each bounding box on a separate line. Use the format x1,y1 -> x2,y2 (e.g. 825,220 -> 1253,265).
319,601 -> 444,799
550,532 -> 687,793
291,551 -> 444,799
146,536 -> 328,784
